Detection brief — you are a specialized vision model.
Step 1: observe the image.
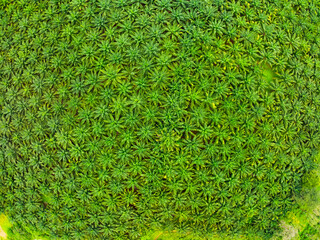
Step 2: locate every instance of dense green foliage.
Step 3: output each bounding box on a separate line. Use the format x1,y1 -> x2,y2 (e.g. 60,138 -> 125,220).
0,0 -> 320,239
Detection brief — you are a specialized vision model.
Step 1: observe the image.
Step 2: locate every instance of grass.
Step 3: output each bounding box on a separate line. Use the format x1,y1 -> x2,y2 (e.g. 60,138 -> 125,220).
0,214 -> 11,239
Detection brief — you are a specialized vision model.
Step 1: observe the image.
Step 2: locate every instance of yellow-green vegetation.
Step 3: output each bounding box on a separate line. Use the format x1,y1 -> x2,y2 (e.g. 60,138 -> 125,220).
273,153 -> 320,240
0,214 -> 11,235
0,214 -> 11,239
143,229 -> 266,240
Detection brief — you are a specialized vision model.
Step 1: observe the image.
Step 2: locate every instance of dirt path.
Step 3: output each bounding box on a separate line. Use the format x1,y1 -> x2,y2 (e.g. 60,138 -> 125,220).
154,232 -> 163,240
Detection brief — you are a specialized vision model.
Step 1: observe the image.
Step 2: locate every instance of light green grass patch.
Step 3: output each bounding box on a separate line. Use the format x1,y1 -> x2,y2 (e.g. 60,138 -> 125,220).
0,214 -> 11,235
0,214 -> 11,239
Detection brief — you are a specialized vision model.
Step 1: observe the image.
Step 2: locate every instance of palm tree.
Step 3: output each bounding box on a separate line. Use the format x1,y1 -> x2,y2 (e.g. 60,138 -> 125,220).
61,192 -> 76,206
220,215 -> 234,229
167,180 -> 182,196
53,164 -> 65,180
80,157 -> 97,173
77,188 -> 91,204
88,213 -> 101,228
177,166 -> 193,183
158,192 -> 170,208
116,147 -> 132,162
109,180 -> 124,195
106,114 -> 124,133
100,224 -> 115,238
129,226 -> 141,239
79,173 -> 95,188
69,144 -> 85,161
228,176 -> 240,191
73,214 -> 87,229
184,181 -> 199,196
238,161 -> 252,178
241,179 -> 253,192
214,171 -> 226,185
269,182 -> 281,196
72,228 -> 85,240
92,102 -> 109,120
